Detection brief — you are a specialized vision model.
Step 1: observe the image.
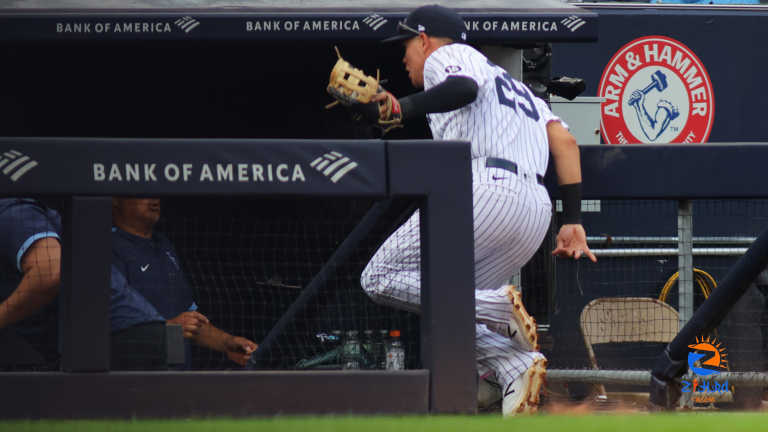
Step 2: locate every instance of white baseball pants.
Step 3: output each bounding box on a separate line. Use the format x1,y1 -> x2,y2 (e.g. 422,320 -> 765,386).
361,169 -> 552,390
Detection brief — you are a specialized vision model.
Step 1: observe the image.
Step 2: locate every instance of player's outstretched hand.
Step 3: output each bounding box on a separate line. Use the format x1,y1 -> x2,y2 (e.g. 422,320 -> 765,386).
167,311 -> 209,340
551,224 -> 597,262
224,336 -> 258,366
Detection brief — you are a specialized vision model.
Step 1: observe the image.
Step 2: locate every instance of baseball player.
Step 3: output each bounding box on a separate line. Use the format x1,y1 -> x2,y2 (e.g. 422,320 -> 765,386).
356,5 -> 596,416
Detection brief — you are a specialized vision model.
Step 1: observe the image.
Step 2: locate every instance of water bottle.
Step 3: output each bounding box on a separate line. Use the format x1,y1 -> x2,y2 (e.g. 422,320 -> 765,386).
362,330 -> 375,368
342,330 -> 361,370
385,330 -> 405,370
376,330 -> 389,370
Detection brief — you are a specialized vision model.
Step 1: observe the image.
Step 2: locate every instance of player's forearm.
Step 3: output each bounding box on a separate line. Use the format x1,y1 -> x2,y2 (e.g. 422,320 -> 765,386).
552,151 -> 581,186
0,267 -> 60,329
553,144 -> 582,226
194,321 -> 232,352
547,121 -> 583,225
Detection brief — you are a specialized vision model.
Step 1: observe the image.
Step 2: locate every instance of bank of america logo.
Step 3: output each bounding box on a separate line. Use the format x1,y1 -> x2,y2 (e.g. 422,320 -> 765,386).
0,150 -> 37,182
561,15 -> 586,32
363,14 -> 388,31
310,152 -> 358,183
174,16 -> 200,33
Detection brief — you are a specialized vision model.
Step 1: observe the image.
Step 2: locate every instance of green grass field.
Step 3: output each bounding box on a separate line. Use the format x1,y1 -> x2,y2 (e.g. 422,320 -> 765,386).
3,414 -> 768,432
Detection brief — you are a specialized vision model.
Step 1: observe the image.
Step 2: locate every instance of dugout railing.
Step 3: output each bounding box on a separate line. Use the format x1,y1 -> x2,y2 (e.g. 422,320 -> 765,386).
0,138 -> 476,418
543,144 -> 768,401
4,142 -> 768,417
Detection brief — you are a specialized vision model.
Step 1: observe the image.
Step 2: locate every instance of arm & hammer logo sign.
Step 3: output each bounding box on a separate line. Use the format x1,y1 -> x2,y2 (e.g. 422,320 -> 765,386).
598,36 -> 714,144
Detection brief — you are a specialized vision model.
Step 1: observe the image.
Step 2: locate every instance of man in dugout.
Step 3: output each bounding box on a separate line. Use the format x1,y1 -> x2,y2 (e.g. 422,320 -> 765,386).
110,197 -> 256,370
0,198 -> 61,370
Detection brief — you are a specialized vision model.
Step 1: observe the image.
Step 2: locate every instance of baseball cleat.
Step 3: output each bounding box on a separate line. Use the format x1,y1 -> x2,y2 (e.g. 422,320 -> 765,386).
502,355 -> 547,417
506,286 -> 540,352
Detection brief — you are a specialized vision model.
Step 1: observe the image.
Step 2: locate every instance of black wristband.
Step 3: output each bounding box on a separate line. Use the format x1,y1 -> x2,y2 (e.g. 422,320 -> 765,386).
560,182 -> 582,225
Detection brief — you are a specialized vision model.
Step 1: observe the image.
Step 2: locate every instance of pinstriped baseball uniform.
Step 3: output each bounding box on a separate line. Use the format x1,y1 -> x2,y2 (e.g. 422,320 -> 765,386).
361,44 -> 567,391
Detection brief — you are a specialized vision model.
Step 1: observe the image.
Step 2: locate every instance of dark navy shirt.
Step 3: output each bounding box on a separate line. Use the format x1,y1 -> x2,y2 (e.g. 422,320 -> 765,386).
111,227 -> 197,367
109,264 -> 165,333
0,199 -> 61,358
111,227 -> 196,321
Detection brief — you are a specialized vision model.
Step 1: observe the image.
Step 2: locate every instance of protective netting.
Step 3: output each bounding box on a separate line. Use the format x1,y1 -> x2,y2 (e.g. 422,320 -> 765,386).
159,197 -> 421,371
5,194 -> 768,408
536,199 -> 768,407
0,196 -> 422,372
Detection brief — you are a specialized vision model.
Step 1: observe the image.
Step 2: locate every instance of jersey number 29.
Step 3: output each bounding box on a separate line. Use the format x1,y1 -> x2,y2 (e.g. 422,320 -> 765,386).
494,72 -> 540,122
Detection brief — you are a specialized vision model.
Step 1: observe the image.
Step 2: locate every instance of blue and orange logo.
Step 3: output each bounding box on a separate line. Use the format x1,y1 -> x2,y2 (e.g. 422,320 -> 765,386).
687,335 -> 728,376
683,336 -> 729,402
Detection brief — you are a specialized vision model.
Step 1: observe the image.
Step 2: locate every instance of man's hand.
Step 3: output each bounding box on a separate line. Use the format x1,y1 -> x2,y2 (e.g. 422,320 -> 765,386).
551,224 -> 597,262
372,92 -> 398,118
224,336 -> 257,366
167,311 -> 209,339
192,319 -> 256,366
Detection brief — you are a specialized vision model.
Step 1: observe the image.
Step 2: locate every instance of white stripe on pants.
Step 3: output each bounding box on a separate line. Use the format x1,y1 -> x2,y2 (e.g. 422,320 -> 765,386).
361,171 -> 552,388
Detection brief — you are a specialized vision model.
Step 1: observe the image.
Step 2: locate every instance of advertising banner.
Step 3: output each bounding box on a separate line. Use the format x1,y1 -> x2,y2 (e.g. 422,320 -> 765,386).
0,138 -> 387,197
553,8 -> 768,143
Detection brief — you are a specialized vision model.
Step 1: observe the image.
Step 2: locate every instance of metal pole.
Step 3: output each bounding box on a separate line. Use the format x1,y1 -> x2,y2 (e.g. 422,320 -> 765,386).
586,236 -> 755,245
677,200 -> 694,409
60,196 -> 112,372
590,248 -> 747,257
546,369 -> 768,387
678,200 -> 694,328
245,199 -> 396,370
509,271 -> 521,291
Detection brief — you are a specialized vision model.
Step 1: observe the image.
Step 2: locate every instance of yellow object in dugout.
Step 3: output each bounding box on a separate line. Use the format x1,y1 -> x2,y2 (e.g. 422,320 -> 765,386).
659,268 -> 717,303
660,268 -> 730,374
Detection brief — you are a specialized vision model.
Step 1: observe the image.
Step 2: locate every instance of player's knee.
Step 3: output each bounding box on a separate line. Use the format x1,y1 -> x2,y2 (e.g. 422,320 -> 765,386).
360,263 -> 387,300
360,263 -> 377,294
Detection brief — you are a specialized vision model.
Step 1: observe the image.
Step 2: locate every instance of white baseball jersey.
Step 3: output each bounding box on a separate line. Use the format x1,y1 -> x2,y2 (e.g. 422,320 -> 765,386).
361,43 -> 566,395
423,43 -> 566,177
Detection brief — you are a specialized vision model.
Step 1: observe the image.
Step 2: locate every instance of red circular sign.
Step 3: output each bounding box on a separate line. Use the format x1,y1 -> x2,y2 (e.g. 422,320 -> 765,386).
598,36 -> 714,144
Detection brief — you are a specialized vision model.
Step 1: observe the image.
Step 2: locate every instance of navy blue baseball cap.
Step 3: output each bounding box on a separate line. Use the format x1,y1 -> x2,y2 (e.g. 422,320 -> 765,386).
381,5 -> 467,44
